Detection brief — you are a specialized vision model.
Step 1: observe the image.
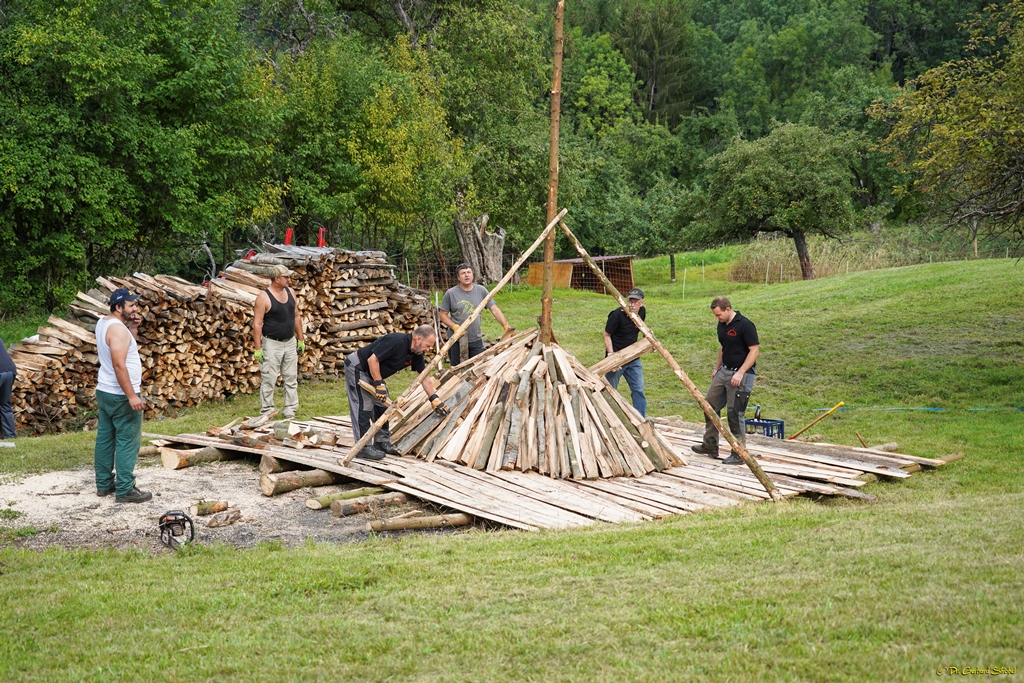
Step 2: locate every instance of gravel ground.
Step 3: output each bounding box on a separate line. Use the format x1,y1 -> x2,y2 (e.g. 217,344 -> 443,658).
0,456 -> 441,553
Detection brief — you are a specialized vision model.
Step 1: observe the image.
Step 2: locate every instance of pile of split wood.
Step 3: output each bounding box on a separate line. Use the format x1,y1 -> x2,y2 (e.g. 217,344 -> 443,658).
9,245 -> 431,434
387,328 -> 686,478
211,244 -> 432,377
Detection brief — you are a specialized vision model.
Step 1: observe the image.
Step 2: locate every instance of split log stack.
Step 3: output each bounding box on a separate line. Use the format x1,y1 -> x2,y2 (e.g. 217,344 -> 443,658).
386,328 -> 687,479
9,245 -> 431,434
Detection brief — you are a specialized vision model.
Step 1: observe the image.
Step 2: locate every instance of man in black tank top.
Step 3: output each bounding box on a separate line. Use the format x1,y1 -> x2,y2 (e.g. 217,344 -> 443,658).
253,265 -> 306,419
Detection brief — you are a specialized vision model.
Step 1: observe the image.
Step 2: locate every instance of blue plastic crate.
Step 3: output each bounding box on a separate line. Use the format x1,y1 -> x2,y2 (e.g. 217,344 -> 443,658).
745,418 -> 784,439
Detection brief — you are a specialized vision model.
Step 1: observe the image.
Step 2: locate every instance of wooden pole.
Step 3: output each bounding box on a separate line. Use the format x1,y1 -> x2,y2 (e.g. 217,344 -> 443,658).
558,220 -> 784,502
788,401 -> 845,441
540,0 -> 565,345
342,209 -> 569,465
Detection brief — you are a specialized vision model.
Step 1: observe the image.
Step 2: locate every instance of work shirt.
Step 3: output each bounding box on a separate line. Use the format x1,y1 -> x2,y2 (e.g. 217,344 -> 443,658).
718,311 -> 758,373
96,317 -> 142,394
356,333 -> 426,380
605,306 -> 646,353
440,284 -> 494,343
262,288 -> 297,341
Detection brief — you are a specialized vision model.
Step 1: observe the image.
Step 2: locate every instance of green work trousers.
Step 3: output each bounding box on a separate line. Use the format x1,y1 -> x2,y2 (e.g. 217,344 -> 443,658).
94,390 -> 143,497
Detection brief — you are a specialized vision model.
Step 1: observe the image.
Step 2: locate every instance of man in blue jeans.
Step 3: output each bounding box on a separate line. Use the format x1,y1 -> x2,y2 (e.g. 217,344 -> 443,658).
690,296 -> 759,465
603,288 -> 647,417
94,288 -> 152,503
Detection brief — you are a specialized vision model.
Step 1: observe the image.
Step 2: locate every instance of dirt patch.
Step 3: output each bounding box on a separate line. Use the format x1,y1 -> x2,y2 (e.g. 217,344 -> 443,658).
0,457 -> 449,552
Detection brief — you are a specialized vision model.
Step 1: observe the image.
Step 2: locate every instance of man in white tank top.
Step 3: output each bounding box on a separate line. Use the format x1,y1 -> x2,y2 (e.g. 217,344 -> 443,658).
94,288 -> 152,503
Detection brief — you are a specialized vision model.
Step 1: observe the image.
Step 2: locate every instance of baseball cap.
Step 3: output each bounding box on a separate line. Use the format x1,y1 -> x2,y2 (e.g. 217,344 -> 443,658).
627,288 -> 645,300
109,288 -> 141,307
272,264 -> 295,278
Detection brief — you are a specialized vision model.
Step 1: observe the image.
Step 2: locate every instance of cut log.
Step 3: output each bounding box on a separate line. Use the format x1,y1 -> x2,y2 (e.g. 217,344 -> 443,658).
259,469 -> 345,496
367,512 -> 472,532
330,492 -> 409,517
259,453 -> 305,474
189,500 -> 229,516
160,445 -> 239,470
305,486 -> 388,510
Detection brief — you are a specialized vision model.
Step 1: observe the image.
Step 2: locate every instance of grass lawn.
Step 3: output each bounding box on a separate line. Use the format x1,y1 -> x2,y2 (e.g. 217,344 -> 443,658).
1,259 -> 1022,682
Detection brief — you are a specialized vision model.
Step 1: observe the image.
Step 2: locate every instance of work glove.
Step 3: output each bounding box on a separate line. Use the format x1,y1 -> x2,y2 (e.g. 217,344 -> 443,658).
429,394 -> 450,417
373,380 -> 389,403
296,340 -> 305,354
254,349 -> 265,363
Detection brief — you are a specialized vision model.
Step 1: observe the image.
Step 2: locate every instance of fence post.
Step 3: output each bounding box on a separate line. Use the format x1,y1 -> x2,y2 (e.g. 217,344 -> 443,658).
670,253 -> 676,282
682,267 -> 687,299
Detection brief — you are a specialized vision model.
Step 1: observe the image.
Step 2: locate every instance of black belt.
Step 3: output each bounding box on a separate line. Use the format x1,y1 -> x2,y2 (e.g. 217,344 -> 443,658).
723,366 -> 741,372
264,335 -> 294,342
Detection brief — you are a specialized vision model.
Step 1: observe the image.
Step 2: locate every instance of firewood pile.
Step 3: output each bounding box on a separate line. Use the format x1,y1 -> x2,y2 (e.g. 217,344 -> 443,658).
8,245 -> 431,434
386,328 -> 688,478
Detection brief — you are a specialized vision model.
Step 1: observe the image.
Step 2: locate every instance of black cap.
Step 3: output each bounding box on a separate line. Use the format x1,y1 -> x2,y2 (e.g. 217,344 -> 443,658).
627,288 -> 645,300
109,288 -> 141,307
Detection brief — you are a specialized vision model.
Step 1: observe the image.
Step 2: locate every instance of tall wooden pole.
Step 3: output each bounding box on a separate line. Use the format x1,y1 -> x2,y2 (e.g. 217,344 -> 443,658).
540,0 -> 565,345
558,220 -> 785,503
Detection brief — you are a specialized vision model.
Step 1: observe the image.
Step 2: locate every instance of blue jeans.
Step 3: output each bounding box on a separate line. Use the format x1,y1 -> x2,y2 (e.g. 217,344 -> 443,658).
605,358 -> 647,417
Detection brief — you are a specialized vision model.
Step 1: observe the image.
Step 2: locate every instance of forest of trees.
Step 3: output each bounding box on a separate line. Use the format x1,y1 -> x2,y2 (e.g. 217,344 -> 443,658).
2,0 -> 1022,309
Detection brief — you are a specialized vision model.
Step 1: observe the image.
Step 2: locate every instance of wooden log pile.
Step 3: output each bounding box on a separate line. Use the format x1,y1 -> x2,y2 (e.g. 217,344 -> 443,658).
211,244 -> 432,379
8,245 -> 431,433
386,328 -> 687,479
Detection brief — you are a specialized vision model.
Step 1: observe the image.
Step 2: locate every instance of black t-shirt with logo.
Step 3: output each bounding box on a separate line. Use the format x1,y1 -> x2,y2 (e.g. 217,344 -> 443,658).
356,333 -> 426,379
718,311 -> 758,373
605,306 -> 646,353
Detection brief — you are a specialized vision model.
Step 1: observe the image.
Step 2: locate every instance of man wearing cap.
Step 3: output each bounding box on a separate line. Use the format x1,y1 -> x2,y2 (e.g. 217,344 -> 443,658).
253,265 -> 305,419
438,263 -> 512,366
603,288 -> 648,417
691,296 -> 759,465
344,324 -> 450,460
94,288 -> 151,503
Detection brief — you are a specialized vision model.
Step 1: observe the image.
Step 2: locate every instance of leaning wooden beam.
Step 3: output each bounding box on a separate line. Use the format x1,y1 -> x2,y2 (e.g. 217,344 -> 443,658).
342,207 -> 569,465
558,220 -> 784,503
588,337 -> 654,376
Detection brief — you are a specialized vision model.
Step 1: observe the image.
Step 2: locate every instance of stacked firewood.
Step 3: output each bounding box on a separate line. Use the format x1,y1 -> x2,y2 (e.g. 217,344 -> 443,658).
386,329 -> 687,478
8,245 -> 431,434
212,244 -> 432,378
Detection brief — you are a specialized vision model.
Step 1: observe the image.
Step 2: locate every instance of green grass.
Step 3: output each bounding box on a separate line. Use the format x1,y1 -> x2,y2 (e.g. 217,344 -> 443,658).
1,259 -> 1023,682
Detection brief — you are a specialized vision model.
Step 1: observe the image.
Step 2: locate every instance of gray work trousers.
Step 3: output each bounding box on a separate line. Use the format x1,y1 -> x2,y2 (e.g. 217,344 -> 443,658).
701,367 -> 756,454
260,336 -> 298,419
344,352 -> 391,445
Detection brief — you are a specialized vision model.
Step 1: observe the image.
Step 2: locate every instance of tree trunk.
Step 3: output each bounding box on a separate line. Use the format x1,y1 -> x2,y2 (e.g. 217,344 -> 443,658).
792,230 -> 815,280
453,207 -> 506,285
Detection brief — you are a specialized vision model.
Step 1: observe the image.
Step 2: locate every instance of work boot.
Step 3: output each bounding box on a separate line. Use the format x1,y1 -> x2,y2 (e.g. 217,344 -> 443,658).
96,487 -> 115,497
375,440 -> 401,456
116,486 -> 153,503
355,445 -> 386,461
690,444 -> 719,458
721,453 -> 744,465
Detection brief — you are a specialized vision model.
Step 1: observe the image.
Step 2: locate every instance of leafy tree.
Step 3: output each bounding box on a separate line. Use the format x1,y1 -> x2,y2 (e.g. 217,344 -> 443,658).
614,0 -> 697,128
0,0 -> 271,310
562,30 -> 640,138
875,0 -> 1024,246
702,123 -> 856,279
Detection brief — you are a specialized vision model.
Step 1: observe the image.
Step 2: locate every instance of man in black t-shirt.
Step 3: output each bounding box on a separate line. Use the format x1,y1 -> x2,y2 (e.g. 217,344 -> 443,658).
343,325 -> 450,460
691,296 -> 760,465
603,288 -> 648,416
